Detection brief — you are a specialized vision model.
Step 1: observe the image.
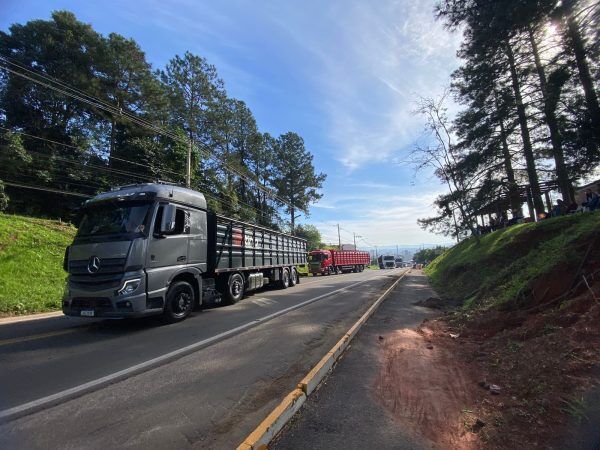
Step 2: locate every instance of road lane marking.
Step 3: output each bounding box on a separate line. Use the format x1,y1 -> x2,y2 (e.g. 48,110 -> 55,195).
0,271 -> 396,423
238,269 -> 409,449
0,271 -> 381,346
0,328 -> 81,347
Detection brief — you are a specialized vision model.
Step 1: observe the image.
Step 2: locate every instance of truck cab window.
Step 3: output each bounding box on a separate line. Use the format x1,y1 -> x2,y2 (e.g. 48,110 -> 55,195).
154,205 -> 190,235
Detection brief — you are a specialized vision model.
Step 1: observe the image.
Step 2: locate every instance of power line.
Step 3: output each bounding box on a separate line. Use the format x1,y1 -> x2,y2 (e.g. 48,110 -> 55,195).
0,57 -> 293,209
1,128 -> 274,222
3,181 -> 92,198
0,125 -> 186,180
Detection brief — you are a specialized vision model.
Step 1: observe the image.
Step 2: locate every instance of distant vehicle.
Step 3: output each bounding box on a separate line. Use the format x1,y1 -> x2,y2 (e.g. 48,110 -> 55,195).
308,249 -> 370,275
377,255 -> 396,269
394,257 -> 403,268
62,183 -> 307,322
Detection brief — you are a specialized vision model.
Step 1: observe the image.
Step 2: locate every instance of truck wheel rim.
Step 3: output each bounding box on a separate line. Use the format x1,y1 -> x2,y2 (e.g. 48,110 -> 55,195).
174,292 -> 191,316
232,279 -> 242,296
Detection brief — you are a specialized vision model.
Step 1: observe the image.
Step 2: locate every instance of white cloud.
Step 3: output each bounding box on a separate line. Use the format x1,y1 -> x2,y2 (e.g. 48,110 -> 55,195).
268,0 -> 462,171
308,188 -> 451,246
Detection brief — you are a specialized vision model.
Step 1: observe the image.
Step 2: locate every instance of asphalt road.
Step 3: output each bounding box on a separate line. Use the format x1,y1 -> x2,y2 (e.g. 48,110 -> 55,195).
272,271 -> 438,449
0,268 -> 405,449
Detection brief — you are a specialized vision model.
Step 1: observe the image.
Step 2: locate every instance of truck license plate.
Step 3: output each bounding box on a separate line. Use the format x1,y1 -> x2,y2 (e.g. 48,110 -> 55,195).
80,309 -> 95,317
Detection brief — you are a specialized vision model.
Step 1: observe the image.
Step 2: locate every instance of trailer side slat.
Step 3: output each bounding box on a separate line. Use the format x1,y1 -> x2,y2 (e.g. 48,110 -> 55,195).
214,215 -> 307,272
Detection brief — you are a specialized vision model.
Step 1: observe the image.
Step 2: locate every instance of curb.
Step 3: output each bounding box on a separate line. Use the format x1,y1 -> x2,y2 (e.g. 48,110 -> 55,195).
237,269 -> 410,449
0,311 -> 63,326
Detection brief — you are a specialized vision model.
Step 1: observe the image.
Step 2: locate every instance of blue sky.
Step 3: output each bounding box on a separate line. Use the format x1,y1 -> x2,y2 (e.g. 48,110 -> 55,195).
2,0 -> 462,249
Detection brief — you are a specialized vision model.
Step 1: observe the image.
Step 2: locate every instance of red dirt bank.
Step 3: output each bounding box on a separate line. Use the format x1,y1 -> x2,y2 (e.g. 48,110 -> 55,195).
374,274 -> 600,449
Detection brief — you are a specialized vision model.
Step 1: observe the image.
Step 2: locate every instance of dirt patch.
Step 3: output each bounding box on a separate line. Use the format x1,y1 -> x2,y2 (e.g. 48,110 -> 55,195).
374,252 -> 600,448
423,289 -> 600,448
413,296 -> 460,310
373,328 -> 483,449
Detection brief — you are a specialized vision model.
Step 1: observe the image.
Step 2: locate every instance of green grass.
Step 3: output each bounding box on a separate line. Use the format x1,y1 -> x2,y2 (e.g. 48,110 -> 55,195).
425,212 -> 600,309
0,214 -> 76,315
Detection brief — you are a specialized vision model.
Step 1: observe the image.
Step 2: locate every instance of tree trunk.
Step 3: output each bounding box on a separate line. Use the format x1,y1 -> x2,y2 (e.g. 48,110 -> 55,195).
499,121 -> 522,216
505,42 -> 545,216
528,26 -> 574,204
565,15 -> 600,143
493,89 -> 521,216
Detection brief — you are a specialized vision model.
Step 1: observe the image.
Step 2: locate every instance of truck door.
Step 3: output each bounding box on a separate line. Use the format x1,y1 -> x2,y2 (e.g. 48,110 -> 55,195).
146,203 -> 191,296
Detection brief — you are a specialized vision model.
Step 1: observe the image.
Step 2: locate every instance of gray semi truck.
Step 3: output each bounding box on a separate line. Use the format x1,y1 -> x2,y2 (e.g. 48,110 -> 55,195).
62,183 -> 307,322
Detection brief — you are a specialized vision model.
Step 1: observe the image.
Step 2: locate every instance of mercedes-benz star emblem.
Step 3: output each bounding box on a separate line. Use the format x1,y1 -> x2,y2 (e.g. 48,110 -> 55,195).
87,256 -> 101,273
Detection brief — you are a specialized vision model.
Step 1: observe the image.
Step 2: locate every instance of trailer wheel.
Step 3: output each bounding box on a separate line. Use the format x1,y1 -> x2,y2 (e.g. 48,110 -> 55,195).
279,268 -> 290,289
223,273 -> 245,305
162,281 -> 194,323
289,268 -> 298,286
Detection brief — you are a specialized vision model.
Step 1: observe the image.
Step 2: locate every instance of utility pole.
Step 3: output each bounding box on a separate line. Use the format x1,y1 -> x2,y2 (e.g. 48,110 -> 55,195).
353,233 -> 362,250
186,138 -> 192,188
396,244 -> 399,256
337,224 -> 341,250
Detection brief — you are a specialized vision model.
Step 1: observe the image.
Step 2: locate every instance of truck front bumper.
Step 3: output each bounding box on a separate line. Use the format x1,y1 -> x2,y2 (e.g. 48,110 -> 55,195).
62,273 -> 163,319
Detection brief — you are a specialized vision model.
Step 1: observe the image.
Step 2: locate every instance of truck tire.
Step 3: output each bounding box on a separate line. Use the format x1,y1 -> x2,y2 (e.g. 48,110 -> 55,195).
280,268 -> 290,289
223,273 -> 245,305
289,267 -> 298,286
353,265 -> 358,273
162,281 -> 194,323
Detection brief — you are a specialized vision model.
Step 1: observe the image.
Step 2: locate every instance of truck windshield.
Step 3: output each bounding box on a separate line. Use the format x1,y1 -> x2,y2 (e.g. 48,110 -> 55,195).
309,253 -> 327,262
77,201 -> 151,237
384,256 -> 395,261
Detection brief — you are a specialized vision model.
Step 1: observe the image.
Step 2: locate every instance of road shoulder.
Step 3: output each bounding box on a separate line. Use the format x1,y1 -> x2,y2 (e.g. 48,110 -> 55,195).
273,270 -> 476,449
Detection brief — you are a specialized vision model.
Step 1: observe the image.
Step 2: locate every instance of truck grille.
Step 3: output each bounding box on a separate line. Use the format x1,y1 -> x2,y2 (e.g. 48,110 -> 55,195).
71,297 -> 113,312
69,258 -> 126,290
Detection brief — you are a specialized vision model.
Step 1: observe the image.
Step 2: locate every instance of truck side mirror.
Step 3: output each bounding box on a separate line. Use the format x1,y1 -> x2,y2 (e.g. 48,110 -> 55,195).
160,204 -> 177,234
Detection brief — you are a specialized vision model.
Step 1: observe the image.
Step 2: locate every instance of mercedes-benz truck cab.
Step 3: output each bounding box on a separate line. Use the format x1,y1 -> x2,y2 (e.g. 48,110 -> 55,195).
62,183 -> 306,323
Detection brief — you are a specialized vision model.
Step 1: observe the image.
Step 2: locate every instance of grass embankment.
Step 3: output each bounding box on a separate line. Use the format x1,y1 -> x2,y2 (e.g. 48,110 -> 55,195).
423,212 -> 600,448
0,214 -> 76,315
426,212 -> 600,309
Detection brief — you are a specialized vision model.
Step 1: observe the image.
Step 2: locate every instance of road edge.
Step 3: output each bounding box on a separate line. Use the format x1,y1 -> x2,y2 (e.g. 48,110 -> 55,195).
0,311 -> 63,325
237,269 -> 410,450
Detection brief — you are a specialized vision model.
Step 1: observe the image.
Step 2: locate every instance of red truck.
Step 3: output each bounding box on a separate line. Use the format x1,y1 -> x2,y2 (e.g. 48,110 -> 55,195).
308,249 -> 370,275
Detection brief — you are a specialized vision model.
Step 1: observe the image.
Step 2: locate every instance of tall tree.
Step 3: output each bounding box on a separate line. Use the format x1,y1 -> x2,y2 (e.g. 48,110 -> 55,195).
272,132 -> 326,234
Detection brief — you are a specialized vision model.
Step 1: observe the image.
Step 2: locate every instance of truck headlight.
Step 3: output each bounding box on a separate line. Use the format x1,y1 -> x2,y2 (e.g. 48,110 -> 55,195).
117,279 -> 141,296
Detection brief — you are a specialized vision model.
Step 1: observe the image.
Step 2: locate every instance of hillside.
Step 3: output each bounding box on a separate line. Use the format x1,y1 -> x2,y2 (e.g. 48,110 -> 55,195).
0,214 -> 76,315
423,211 -> 600,448
427,212 -> 600,309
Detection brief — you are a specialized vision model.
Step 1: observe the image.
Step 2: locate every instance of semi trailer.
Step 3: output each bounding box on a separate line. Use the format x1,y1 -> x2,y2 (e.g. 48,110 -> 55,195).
62,183 -> 307,322
308,249 -> 370,275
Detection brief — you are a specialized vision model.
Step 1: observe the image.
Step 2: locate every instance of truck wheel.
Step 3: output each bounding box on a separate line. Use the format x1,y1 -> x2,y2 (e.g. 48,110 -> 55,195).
289,268 -> 298,286
223,273 -> 245,305
162,281 -> 194,323
280,268 -> 290,289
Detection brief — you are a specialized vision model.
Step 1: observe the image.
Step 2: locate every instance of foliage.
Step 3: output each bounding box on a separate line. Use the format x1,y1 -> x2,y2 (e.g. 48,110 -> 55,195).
417,0 -> 600,239
425,212 -> 600,307
0,213 -> 76,314
413,246 -> 447,264
271,132 -> 326,232
0,11 -> 325,227
0,180 -> 8,211
294,223 -> 322,250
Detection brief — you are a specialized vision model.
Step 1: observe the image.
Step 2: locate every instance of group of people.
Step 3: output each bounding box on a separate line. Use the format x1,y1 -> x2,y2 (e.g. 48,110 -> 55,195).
551,185 -> 600,217
476,211 -> 525,235
476,184 -> 599,236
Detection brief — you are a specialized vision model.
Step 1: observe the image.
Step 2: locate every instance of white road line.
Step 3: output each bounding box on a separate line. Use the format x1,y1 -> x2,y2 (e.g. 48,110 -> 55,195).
0,271 -> 397,423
